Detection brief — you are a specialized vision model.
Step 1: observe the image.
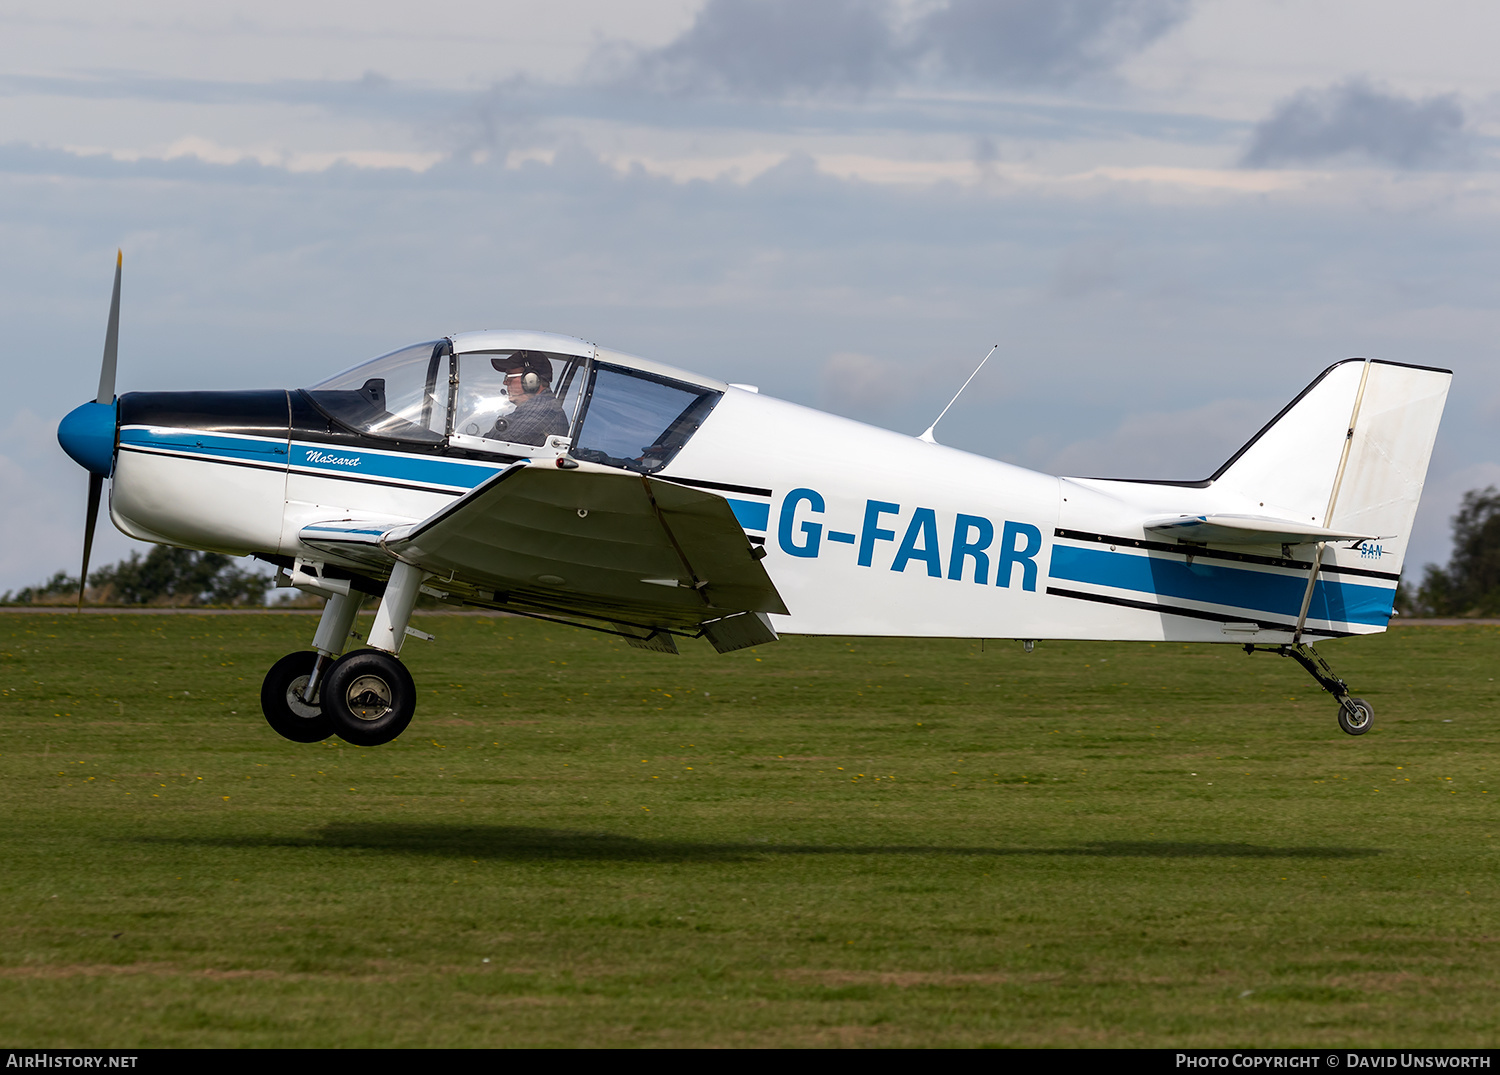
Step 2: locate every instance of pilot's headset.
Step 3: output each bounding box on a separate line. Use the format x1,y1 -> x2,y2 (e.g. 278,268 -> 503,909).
493,352 -> 549,394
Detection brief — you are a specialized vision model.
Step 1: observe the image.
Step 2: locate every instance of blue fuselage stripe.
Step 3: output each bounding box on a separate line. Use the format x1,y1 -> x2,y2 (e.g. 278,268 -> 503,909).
1047,545 -> 1394,626
120,428 -> 286,463
303,526 -> 386,536
726,498 -> 770,531
121,428 -> 766,527
290,442 -> 500,488
120,428 -> 505,489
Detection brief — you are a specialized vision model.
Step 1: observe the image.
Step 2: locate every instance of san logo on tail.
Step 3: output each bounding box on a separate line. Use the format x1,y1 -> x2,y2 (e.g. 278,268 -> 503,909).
57,254 -> 1451,746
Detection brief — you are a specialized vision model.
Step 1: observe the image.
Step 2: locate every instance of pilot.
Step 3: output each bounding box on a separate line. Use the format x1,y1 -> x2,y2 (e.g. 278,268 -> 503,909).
489,351 -> 569,446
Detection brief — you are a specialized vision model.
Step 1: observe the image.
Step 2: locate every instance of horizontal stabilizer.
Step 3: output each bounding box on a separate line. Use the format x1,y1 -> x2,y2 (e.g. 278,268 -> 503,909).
1145,514 -> 1381,546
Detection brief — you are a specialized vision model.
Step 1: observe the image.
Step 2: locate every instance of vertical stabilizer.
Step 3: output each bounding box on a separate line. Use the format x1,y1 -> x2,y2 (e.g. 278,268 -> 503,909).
1211,359 -> 1451,576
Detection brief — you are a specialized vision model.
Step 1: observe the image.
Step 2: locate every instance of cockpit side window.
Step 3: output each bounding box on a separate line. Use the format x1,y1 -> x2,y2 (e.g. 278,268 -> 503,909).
452,350 -> 587,448
304,340 -> 451,444
572,363 -> 721,473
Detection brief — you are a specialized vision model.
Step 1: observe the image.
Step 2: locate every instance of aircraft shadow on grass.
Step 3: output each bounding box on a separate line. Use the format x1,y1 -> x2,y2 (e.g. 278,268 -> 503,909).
134,825 -> 1382,864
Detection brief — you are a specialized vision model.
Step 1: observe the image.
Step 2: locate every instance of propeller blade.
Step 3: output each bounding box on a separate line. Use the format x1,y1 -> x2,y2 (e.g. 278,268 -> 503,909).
96,250 -> 121,405
78,472 -> 103,611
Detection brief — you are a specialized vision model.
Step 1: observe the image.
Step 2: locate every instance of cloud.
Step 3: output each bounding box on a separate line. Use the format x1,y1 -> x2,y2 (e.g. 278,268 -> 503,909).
444,78 -> 543,161
0,70 -> 453,121
1048,241 -> 1122,299
617,0 -> 1192,99
821,350 -> 908,414
1242,79 -> 1471,170
627,0 -> 900,98
1044,398 -> 1274,482
911,0 -> 1192,88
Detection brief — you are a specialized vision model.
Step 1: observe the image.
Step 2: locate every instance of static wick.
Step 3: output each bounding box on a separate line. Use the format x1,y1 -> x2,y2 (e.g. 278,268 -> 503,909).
919,343 -> 999,445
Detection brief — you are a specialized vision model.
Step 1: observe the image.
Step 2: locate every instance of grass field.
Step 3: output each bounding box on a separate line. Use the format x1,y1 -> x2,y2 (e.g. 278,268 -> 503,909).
0,611 -> 1496,1047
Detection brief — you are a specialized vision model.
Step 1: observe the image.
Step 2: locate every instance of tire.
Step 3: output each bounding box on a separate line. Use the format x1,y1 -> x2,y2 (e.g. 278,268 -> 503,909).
323,649 -> 417,747
1338,697 -> 1373,736
261,651 -> 334,743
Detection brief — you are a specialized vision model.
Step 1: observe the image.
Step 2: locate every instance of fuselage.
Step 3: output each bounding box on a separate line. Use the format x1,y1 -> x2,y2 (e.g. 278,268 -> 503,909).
69,330 -> 1410,644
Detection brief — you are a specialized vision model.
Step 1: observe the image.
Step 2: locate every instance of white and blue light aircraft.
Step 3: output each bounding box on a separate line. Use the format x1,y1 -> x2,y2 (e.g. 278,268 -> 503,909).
57,255 -> 1452,746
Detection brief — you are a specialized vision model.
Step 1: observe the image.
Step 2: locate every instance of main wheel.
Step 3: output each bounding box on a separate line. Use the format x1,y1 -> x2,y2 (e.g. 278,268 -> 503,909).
323,649 -> 416,746
260,651 -> 334,743
1338,696 -> 1373,736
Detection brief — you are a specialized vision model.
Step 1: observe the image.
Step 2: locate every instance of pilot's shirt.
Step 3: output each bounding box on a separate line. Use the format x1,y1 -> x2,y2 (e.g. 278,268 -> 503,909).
492,388 -> 568,446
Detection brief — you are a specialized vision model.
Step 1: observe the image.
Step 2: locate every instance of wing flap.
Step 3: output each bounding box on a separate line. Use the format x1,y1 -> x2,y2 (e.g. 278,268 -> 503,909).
387,461 -> 787,625
639,477 -> 786,615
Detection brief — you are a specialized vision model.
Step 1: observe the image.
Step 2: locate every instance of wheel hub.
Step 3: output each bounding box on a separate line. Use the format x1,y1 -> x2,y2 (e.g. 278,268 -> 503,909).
284,675 -> 322,719
345,675 -> 393,720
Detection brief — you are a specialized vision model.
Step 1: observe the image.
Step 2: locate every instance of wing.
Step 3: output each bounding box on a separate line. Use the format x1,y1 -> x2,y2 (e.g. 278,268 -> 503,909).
304,460 -> 787,633
1144,514 -> 1381,546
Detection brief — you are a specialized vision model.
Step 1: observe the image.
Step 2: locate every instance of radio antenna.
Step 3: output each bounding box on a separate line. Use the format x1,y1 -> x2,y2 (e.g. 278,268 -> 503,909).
918,343 -> 999,445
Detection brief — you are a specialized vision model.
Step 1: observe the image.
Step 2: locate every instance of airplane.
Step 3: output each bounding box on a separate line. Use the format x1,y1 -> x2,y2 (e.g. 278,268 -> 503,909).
56,253 -> 1452,746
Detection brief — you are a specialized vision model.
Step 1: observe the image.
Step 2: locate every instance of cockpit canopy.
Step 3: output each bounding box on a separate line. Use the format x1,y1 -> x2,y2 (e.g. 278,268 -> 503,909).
303,331 -> 724,473
305,339 -> 451,444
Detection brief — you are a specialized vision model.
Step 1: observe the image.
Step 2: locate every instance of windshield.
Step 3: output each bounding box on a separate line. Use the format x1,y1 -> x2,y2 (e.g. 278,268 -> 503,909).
572,363 -> 721,473
304,340 -> 451,443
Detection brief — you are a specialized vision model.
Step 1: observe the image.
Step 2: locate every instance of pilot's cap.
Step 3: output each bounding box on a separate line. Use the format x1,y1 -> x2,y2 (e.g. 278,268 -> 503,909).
491,350 -> 552,383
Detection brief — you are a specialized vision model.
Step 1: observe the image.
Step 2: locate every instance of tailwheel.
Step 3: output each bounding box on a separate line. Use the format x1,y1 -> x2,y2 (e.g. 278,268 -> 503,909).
323,649 -> 417,746
1247,642 -> 1376,738
261,650 -> 334,743
1338,696 -> 1373,736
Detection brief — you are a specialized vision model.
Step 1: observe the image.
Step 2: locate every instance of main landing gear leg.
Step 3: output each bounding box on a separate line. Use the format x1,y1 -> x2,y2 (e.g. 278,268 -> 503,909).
260,590 -> 365,742
322,561 -> 428,747
1245,642 -> 1373,736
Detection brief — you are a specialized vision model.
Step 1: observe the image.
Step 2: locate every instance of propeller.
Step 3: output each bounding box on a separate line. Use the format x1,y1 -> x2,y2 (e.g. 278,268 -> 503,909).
70,250 -> 122,610
80,473 -> 103,611
98,249 -> 121,406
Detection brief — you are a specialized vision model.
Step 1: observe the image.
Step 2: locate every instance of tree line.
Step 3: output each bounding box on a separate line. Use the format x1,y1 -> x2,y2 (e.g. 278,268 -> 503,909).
2,545 -> 269,607
1398,486 -> 1500,617
5,487 -> 1500,613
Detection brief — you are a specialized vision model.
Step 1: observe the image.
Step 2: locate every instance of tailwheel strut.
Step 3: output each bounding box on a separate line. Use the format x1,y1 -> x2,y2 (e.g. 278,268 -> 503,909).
1244,642 -> 1373,736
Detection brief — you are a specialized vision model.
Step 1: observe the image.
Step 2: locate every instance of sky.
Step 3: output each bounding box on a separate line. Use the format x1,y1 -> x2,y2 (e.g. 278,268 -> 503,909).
5,0 -> 1500,592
